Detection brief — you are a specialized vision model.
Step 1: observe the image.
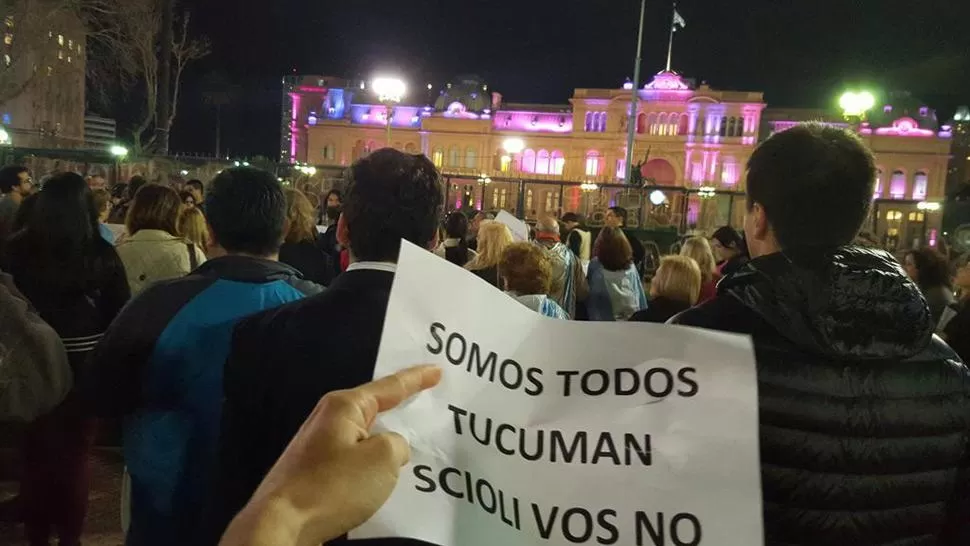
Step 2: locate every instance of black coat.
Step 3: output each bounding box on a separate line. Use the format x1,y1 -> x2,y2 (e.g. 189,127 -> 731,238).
278,234 -> 335,287
673,246 -> 970,546
207,269 -> 432,546
628,296 -> 690,323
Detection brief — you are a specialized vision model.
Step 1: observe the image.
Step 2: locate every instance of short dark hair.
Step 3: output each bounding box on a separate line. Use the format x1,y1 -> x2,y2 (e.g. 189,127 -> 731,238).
595,227 -> 634,271
0,165 -> 28,193
127,175 -> 148,200
906,248 -> 951,288
206,167 -> 287,256
444,211 -> 469,239
186,179 -> 204,193
343,149 -> 443,261
746,124 -> 876,248
608,206 -> 627,226
561,212 -> 582,224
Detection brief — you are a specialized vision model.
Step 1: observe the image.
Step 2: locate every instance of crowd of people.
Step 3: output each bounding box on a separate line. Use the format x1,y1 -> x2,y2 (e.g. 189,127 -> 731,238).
0,122 -> 968,546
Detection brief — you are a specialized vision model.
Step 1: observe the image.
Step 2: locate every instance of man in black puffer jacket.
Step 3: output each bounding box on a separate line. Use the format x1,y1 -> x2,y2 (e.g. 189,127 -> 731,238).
673,124 -> 970,546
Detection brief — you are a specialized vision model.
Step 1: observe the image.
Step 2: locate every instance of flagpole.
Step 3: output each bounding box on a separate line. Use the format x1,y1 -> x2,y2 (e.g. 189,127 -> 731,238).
623,0 -> 647,184
665,3 -> 676,72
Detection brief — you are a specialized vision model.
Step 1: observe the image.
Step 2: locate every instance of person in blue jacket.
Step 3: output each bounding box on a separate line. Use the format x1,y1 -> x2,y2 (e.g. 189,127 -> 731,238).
82,167 -> 322,546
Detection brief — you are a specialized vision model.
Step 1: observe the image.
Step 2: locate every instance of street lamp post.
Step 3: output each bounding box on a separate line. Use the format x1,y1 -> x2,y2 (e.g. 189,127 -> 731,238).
372,77 -> 406,146
502,138 -> 526,218
110,145 -> 129,185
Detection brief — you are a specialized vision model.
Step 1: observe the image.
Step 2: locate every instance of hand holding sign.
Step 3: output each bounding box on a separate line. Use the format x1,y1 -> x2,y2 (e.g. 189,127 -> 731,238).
221,365 -> 442,546
353,241 -> 763,546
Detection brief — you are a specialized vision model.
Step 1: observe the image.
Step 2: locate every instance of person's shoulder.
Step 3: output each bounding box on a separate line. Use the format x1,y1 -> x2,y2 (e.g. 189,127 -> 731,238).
669,293 -> 749,330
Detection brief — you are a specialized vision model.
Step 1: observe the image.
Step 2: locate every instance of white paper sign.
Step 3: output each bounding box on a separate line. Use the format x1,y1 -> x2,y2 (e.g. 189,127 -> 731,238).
352,241 -> 763,546
495,210 -> 529,242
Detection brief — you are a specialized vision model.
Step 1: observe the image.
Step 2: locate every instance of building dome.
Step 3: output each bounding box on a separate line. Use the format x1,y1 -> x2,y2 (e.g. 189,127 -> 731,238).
433,74 -> 491,113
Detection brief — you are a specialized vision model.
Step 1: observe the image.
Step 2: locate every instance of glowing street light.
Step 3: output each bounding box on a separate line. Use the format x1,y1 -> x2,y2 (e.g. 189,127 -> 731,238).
0,127 -> 9,146
698,186 -> 717,199
502,137 -> 525,155
110,145 -> 128,158
839,91 -> 876,120
580,182 -> 599,192
649,189 -> 667,205
372,76 -> 406,145
917,201 -> 941,212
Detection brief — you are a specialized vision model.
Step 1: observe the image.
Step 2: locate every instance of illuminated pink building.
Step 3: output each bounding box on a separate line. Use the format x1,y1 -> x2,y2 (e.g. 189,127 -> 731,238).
290,72 -> 765,232
764,96 -> 952,250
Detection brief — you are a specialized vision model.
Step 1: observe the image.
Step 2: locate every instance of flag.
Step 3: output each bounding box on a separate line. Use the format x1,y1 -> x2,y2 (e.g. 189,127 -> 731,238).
672,9 -> 686,31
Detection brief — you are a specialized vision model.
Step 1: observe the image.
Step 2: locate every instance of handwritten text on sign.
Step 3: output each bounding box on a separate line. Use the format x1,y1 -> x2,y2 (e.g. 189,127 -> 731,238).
351,241 -> 763,546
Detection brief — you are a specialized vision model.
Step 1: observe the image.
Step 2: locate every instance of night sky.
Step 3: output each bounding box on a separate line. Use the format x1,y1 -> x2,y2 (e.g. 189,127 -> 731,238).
166,0 -> 970,158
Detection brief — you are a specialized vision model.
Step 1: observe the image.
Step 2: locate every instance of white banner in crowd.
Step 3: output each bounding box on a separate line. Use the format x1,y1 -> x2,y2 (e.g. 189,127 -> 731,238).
351,241 -> 764,546
495,210 -> 529,241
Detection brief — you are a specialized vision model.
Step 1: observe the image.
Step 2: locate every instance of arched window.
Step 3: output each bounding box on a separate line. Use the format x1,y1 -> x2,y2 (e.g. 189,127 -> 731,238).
718,117 -> 727,137
585,151 -> 602,176
526,189 -> 534,211
352,140 -> 366,160
596,112 -> 607,132
727,117 -> 736,137
636,112 -> 647,134
404,142 -> 417,153
465,147 -> 478,169
536,149 -> 551,174
544,191 -> 556,212
551,151 -> 565,175
678,114 -> 689,135
585,112 -> 593,132
736,117 -> 745,137
647,113 -> 658,135
448,146 -> 461,167
889,170 -> 906,199
873,168 -> 883,198
668,113 -> 679,136
431,147 -> 444,168
521,149 -> 536,173
912,171 -> 928,200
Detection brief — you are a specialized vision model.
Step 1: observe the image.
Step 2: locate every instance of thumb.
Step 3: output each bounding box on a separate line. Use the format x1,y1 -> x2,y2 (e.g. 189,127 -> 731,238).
357,431 -> 411,470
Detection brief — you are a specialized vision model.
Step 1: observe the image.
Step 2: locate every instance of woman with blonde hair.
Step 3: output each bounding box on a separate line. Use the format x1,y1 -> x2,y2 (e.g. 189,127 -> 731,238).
178,206 -> 210,254
680,236 -> 721,303
630,255 -> 701,323
116,184 -> 207,295
464,221 -> 513,287
278,188 -> 334,286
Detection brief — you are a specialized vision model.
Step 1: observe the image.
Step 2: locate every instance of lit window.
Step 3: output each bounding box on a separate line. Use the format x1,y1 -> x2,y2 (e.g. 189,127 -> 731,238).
68,39 -> 72,49
3,54 -> 9,66
58,50 -> 63,59
889,170 -> 906,199
4,34 -> 11,45
912,172 -> 928,200
551,151 -> 565,175
873,169 -> 883,198
919,107 -> 929,117
432,148 -> 443,168
46,65 -> 52,76
448,146 -> 460,167
57,34 -> 63,46
526,189 -> 533,210
886,210 -> 902,221
616,159 -> 626,179
4,16 -> 13,28
585,151 -> 601,176
521,149 -> 536,173
67,55 -> 71,63
536,149 -> 550,174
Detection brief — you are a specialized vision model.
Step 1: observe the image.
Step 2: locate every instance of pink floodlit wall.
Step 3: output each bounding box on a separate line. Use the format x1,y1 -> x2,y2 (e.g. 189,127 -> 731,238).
350,105 -> 422,128
289,92 -> 302,162
494,111 -> 572,133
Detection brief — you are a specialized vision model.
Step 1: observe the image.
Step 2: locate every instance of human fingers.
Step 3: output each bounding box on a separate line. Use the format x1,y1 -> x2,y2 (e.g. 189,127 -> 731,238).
353,365 -> 442,427
359,430 -> 411,470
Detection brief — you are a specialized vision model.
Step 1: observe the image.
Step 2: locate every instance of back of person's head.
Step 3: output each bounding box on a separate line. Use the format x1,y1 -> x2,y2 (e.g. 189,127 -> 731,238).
680,236 -> 717,281
283,188 -> 317,245
125,184 -> 182,237
13,172 -> 103,290
746,124 -> 876,249
595,226 -> 633,271
561,212 -> 583,226
206,167 -> 287,256
127,175 -> 148,200
342,149 -> 443,261
652,255 -> 702,305
500,242 -> 552,295
444,211 -> 469,240
0,165 -> 28,194
468,221 -> 513,269
536,215 -> 559,235
91,188 -> 111,221
178,206 -> 210,250
905,247 -> 950,288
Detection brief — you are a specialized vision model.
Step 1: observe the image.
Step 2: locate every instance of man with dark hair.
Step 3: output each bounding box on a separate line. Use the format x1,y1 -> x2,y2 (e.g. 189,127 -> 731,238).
604,206 -> 645,270
673,124 -> 970,545
560,212 -> 590,261
0,165 -> 31,239
83,167 -> 322,546
208,149 -> 443,545
108,175 -> 149,224
185,179 -> 205,212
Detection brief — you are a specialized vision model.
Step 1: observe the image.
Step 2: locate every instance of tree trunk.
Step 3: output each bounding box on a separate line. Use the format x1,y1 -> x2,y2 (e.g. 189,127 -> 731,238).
155,0 -> 174,154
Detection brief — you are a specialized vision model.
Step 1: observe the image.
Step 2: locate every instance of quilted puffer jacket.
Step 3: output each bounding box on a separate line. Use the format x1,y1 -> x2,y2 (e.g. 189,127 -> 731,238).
673,246 -> 970,546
